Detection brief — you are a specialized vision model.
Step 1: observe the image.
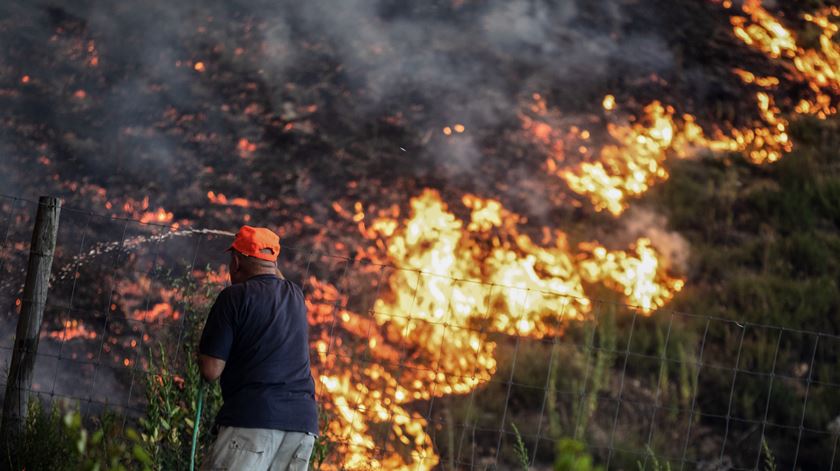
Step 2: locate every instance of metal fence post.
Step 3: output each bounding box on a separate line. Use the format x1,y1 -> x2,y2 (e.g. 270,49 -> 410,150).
0,196 -> 61,444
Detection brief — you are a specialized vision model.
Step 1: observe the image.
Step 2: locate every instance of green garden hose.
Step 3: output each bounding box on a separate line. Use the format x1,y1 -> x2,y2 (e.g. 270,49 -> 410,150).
190,385 -> 205,471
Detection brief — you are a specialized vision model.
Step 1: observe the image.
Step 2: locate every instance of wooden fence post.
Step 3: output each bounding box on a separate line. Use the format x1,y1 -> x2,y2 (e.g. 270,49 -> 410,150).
0,196 -> 61,445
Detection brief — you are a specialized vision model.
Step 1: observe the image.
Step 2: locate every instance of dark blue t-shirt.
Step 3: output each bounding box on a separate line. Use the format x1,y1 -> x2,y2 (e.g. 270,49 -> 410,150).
199,274 -> 318,434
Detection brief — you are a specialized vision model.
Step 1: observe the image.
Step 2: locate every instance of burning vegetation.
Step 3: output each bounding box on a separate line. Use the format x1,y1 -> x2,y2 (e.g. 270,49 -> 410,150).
2,0 -> 840,468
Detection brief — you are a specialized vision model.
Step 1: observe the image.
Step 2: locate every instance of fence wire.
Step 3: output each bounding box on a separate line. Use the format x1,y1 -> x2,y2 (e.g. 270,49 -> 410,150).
0,193 -> 839,470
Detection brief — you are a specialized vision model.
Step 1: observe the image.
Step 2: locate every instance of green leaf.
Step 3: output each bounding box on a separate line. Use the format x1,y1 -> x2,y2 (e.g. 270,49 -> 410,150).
132,444 -> 153,465
125,428 -> 141,442
76,428 -> 88,454
91,429 -> 104,445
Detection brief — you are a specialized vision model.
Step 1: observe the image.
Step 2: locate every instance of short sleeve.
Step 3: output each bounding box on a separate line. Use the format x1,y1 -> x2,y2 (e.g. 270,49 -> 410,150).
199,289 -> 236,361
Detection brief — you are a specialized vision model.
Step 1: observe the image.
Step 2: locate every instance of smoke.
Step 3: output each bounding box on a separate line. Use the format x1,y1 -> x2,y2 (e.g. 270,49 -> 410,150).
619,206 -> 691,273
1,0 -> 683,212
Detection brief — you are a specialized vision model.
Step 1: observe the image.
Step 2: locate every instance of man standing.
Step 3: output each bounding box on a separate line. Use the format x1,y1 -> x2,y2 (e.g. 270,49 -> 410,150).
199,225 -> 318,470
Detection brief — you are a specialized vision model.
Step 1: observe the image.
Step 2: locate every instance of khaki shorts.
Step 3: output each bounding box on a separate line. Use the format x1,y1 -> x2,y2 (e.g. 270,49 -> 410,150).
202,426 -> 315,471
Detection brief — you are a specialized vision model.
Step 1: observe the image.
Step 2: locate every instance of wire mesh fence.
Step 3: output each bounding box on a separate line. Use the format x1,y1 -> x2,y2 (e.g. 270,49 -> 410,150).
1,193 -> 839,470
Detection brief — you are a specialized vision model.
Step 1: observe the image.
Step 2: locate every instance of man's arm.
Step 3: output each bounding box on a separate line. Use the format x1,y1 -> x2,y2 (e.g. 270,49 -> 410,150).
198,354 -> 226,382
199,289 -> 235,382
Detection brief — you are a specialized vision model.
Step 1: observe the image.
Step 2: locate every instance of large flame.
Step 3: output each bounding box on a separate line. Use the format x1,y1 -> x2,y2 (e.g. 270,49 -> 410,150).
313,189 -> 682,469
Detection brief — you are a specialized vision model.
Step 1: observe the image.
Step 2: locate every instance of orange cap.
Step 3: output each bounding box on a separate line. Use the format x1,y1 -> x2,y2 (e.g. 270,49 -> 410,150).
228,225 -> 281,261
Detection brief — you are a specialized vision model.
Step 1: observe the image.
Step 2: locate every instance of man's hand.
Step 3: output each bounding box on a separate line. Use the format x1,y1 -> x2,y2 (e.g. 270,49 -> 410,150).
198,354 -> 226,382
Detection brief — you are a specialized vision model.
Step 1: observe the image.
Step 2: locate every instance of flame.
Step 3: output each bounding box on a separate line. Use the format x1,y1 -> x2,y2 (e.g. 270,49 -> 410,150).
207,191 -> 251,207
139,207 -> 174,224
602,94 -> 616,111
131,302 -> 180,323
237,138 -> 257,157
371,190 -> 593,336
314,190 -> 682,468
578,238 -> 685,312
557,101 -> 676,215
46,319 -> 97,341
542,92 -> 790,215
731,0 -> 840,118
117,276 -> 182,324
732,68 -> 780,88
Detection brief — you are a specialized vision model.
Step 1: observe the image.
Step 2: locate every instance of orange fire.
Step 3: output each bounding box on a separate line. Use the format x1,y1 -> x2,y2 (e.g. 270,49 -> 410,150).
237,138 -> 257,157
314,189 -> 682,469
207,191 -> 251,207
731,0 -> 840,118
138,207 -> 174,225
131,302 -> 181,323
46,319 -> 98,341
539,89 -> 792,215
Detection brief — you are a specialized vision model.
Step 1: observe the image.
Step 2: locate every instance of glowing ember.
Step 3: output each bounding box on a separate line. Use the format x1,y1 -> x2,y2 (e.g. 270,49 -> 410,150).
732,68 -> 780,88
237,138 -> 257,157
194,61 -> 206,72
207,191 -> 251,207
602,94 -> 616,111
132,302 -> 180,323
47,319 -> 98,341
139,207 -> 174,224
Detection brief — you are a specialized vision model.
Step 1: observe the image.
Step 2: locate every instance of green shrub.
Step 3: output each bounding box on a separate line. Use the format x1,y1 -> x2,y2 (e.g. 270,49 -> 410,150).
4,400 -> 150,471
554,438 -> 603,471
137,268 -> 223,469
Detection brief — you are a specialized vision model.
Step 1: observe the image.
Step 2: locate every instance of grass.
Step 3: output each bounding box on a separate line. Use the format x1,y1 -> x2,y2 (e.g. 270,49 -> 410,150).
511,423 -> 530,470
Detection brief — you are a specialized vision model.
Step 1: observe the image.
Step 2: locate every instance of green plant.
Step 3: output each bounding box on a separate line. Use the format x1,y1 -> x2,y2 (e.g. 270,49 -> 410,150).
5,400 -> 75,470
511,423 -> 530,470
311,407 -> 334,470
637,446 -> 671,471
138,267 -> 223,469
64,410 -> 153,471
574,309 -> 617,439
761,439 -> 777,471
675,342 -> 696,409
554,437 -> 603,471
546,342 -> 562,441
4,399 -> 150,470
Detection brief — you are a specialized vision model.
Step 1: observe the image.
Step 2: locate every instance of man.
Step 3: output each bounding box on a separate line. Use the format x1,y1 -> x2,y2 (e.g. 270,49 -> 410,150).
199,225 -> 318,470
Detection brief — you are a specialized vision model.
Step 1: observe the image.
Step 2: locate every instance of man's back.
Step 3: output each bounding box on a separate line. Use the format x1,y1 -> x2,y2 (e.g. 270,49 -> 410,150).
200,275 -> 318,434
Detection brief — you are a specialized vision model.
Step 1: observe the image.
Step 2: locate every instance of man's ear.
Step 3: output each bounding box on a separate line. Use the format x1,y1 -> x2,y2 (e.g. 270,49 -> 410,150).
230,252 -> 240,272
